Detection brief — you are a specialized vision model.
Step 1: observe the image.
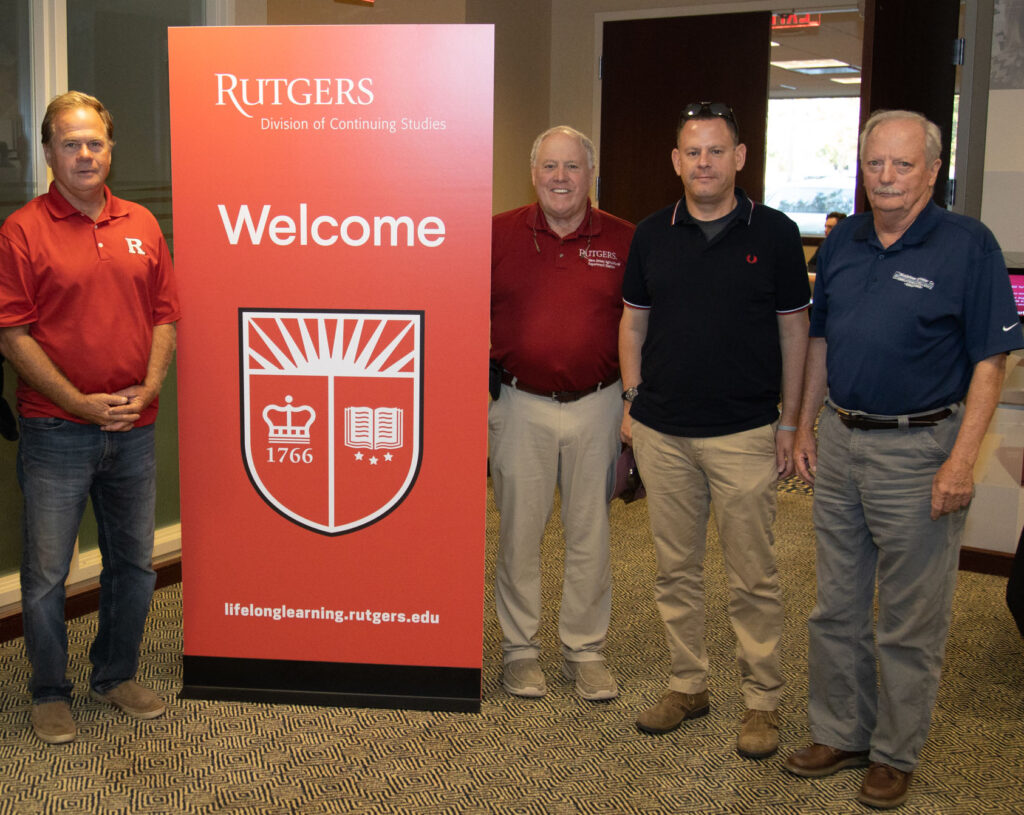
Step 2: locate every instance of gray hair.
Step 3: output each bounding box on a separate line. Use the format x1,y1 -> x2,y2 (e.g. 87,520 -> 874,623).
529,126 -> 596,170
859,109 -> 942,166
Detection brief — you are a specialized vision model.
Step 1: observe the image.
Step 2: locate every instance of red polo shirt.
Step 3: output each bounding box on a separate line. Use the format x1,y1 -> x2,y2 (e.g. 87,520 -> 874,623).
0,183 -> 180,424
490,202 -> 634,392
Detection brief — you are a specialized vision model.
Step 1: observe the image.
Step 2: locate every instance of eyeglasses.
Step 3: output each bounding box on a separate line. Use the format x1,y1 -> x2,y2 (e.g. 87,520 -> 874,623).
678,102 -> 738,133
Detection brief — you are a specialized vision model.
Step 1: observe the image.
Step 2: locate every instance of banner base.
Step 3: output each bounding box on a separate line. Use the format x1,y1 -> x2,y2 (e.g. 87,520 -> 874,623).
181,655 -> 481,713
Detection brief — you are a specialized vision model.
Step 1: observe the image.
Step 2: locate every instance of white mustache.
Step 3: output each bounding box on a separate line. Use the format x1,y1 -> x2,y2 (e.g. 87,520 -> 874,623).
872,186 -> 901,196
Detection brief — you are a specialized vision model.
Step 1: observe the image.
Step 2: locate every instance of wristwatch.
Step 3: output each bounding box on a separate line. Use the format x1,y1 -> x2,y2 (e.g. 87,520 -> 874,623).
622,386 -> 638,403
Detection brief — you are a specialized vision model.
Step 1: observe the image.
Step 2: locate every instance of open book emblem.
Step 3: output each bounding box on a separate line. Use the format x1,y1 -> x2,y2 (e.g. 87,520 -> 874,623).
240,309 -> 423,535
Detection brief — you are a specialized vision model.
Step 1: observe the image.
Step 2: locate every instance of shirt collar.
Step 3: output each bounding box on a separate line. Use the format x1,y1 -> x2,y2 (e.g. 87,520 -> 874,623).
856,200 -> 942,250
670,187 -> 753,227
43,181 -> 127,223
528,200 -> 600,240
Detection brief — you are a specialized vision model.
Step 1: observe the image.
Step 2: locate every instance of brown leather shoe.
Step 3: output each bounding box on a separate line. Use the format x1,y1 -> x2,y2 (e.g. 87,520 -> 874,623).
783,742 -> 870,778
636,690 -> 710,734
857,762 -> 912,809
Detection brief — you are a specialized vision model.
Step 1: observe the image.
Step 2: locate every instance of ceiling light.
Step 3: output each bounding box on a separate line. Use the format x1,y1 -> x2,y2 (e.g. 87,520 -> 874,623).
830,77 -> 862,84
771,41 -> 780,47
771,58 -> 850,71
793,66 -> 861,75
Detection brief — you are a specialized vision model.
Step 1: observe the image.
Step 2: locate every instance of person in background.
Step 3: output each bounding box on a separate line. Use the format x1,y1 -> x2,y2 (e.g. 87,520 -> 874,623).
806,210 -> 847,276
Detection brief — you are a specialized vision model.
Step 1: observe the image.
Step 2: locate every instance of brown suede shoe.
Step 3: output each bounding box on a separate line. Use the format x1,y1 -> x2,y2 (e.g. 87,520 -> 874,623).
857,762 -> 912,809
737,708 -> 780,759
636,689 -> 710,734
784,743 -> 871,778
31,700 -> 76,744
91,680 -> 166,719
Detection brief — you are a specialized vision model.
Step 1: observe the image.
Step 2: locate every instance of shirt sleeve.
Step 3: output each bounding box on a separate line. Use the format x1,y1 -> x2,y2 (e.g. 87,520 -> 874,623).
621,228 -> 651,309
149,231 -> 180,326
962,230 -> 1024,362
0,226 -> 39,328
773,213 -> 812,314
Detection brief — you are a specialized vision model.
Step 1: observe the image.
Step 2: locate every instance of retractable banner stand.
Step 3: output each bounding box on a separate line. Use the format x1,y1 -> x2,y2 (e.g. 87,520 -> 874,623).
168,25 -> 493,711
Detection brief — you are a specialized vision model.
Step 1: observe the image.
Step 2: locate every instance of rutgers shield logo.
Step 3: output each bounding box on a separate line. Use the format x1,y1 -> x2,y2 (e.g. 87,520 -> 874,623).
241,309 -> 423,535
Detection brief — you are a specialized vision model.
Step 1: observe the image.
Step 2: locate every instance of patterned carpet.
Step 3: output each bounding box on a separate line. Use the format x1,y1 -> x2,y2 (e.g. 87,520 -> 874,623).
1,487 -> 1022,814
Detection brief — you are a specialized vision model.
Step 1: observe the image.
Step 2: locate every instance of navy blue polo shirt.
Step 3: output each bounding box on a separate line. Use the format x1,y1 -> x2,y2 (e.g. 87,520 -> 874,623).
810,202 -> 1024,415
623,190 -> 810,437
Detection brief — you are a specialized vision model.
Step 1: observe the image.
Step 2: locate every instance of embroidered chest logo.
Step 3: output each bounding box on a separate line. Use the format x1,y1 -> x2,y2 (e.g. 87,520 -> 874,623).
746,254 -> 758,264
578,248 -> 622,269
892,271 -> 934,290
124,237 -> 146,255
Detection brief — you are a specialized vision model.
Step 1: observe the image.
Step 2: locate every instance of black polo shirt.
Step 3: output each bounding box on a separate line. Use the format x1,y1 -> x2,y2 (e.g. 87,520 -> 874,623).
623,189 -> 810,437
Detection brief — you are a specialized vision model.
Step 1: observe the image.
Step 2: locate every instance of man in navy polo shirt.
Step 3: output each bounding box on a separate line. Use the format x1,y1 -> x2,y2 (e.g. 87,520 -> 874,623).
784,110 -> 1023,809
490,126 -> 634,701
619,103 -> 810,759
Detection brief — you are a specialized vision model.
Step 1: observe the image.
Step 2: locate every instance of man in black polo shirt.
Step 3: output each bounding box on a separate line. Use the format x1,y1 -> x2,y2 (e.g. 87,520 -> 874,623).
619,102 -> 809,759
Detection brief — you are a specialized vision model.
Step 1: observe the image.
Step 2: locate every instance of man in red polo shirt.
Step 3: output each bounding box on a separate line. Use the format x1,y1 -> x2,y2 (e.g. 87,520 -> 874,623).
489,126 -> 634,700
0,91 -> 179,744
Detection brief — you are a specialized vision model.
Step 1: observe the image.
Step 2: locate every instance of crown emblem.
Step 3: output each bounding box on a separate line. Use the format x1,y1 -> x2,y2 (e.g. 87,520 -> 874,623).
263,395 -> 316,444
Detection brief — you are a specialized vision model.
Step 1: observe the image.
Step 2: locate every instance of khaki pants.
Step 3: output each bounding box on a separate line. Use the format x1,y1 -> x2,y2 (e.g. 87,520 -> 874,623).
632,420 -> 784,710
488,383 -> 621,663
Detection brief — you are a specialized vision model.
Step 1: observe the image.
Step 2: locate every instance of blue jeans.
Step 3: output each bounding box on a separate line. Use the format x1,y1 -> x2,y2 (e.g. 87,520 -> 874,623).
807,405 -> 965,771
17,417 -> 157,703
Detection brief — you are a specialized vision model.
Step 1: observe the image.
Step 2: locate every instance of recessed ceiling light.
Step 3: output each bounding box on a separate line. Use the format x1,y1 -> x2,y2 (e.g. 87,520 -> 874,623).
792,66 -> 860,75
771,58 -> 850,70
779,84 -> 798,90
771,41 -> 780,47
830,77 -> 862,84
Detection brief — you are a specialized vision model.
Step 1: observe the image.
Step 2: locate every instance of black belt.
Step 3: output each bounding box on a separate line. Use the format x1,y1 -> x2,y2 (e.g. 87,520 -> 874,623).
501,371 -> 619,403
834,406 -> 953,430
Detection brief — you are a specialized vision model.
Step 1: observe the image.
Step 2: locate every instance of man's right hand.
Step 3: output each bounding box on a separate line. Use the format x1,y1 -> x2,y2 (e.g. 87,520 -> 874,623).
794,425 -> 817,485
77,392 -> 141,431
620,409 -> 632,446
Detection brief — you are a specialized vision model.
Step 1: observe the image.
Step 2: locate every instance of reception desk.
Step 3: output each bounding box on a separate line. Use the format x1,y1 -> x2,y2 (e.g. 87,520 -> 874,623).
962,350 -> 1024,571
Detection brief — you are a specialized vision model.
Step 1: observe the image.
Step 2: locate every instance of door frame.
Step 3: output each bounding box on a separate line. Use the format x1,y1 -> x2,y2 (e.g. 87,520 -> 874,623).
590,2 -> 856,174
588,1 -> 993,217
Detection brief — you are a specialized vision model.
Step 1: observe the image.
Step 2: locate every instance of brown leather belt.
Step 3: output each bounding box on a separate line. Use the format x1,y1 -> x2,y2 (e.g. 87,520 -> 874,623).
835,406 -> 953,430
500,371 -> 619,403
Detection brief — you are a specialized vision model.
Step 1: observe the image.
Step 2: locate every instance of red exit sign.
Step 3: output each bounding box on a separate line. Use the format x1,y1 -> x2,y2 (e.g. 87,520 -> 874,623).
772,13 -> 822,29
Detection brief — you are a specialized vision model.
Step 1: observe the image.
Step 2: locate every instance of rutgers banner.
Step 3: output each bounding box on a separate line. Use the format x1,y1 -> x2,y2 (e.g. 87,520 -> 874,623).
168,26 -> 493,710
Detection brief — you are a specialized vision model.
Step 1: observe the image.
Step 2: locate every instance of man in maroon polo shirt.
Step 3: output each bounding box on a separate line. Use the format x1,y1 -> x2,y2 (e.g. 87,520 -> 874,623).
489,126 -> 634,700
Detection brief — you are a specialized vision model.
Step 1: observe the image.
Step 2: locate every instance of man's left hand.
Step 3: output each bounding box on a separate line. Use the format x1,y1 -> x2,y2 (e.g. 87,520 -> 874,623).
101,384 -> 156,432
931,458 -> 975,520
775,426 -> 796,480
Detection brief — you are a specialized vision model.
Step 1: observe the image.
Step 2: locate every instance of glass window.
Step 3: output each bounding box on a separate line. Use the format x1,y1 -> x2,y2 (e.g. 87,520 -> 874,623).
67,0 -> 204,250
764,97 -> 859,237
0,0 -> 34,225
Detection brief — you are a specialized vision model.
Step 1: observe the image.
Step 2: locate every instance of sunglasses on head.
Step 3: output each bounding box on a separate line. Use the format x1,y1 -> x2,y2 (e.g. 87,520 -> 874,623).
679,102 -> 738,130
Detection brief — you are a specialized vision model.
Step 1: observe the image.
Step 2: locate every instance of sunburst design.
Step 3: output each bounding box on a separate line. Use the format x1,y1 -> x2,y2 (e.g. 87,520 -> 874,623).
245,314 -> 417,377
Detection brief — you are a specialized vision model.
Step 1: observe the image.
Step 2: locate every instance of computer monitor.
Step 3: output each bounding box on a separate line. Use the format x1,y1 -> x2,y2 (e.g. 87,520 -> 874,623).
1010,269 -> 1024,317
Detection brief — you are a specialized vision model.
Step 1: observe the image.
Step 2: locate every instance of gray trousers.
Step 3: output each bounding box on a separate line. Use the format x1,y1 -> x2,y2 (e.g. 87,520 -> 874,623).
808,404 -> 966,771
488,382 -> 620,663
